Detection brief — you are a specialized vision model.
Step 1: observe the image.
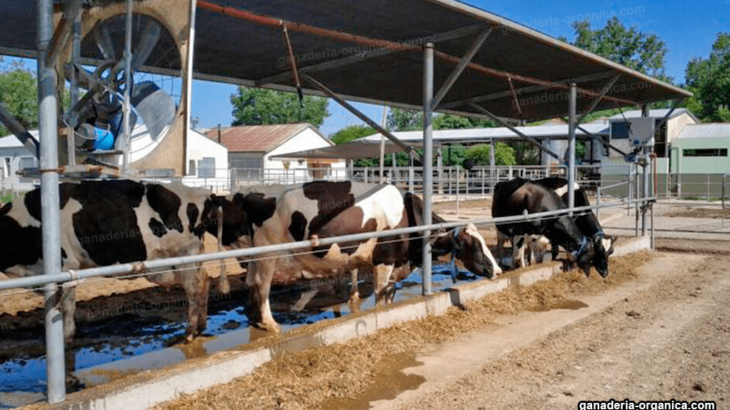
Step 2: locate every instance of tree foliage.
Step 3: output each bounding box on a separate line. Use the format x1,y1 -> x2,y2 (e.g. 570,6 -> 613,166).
330,125 -> 375,145
464,143 -> 516,166
230,88 -> 330,127
684,33 -> 730,122
572,16 -> 669,79
387,107 -> 422,131
0,62 -> 38,137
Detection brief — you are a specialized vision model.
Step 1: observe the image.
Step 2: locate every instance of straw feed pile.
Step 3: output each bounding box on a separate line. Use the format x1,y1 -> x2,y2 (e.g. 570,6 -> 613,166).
156,251 -> 652,410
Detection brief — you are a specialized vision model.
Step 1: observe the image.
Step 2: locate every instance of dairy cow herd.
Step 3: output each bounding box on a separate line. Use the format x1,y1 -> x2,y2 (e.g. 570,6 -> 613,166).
0,177 -> 613,342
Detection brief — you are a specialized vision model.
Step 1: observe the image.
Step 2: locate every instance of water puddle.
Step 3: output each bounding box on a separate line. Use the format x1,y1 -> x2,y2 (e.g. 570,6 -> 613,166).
531,299 -> 589,312
0,265 -> 480,409
318,353 -> 425,410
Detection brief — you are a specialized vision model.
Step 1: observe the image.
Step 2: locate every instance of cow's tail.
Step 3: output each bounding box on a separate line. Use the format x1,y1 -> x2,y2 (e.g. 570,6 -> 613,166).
217,205 -> 230,294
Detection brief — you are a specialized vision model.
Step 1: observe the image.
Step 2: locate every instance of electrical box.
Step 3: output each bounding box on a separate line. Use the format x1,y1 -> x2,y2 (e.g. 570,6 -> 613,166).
629,117 -> 655,148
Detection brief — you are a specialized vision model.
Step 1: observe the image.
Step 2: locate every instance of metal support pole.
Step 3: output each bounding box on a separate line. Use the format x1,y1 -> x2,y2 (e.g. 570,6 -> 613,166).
490,138 -> 496,195
437,145 -> 443,194
567,83 -> 577,215
67,0 -> 82,166
651,201 -> 655,250
121,0 -> 133,173
635,168 -> 640,237
183,0 -> 198,177
38,0 -> 66,403
422,43 -> 434,296
456,165 -> 461,216
641,104 -> 650,236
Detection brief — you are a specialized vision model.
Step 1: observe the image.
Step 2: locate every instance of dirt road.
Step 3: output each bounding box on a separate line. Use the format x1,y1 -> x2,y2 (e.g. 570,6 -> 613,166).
383,252 -> 729,410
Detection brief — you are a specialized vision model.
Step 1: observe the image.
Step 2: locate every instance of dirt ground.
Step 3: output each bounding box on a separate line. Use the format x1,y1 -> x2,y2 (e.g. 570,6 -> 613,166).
661,206 -> 730,219
153,244 -> 729,410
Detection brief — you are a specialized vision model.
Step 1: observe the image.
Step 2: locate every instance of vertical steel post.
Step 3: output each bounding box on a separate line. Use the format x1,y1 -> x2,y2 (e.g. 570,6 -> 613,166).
121,0 -> 133,173
490,138 -> 495,195
379,106 -> 387,184
184,0 -> 198,176
567,83 -> 577,215
456,165 -> 460,216
437,145 -> 443,194
38,0 -> 66,403
422,42 -> 434,295
641,105 -> 650,236
67,4 -> 82,166
651,200 -> 655,250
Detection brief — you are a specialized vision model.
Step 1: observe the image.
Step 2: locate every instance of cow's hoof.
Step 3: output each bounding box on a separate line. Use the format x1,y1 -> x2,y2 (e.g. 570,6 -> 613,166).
256,321 -> 281,333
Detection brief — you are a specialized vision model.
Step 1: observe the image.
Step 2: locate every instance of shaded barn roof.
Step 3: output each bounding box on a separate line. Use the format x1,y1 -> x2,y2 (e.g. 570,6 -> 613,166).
0,0 -> 691,122
206,123 -> 328,153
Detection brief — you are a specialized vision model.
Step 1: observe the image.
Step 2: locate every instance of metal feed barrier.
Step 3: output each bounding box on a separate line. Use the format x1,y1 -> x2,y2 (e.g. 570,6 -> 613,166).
0,197 -> 656,406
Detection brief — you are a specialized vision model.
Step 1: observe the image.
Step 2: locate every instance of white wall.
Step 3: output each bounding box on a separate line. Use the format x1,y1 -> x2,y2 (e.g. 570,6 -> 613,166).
667,113 -> 698,145
265,128 -> 345,172
182,130 -> 230,192
0,144 -> 38,193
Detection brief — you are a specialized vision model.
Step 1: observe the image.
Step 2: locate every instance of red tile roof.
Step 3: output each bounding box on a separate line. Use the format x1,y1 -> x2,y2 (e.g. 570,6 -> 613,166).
205,123 -> 316,153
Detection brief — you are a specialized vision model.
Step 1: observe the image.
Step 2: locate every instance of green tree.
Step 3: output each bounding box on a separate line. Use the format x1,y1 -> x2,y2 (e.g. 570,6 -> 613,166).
330,125 -> 375,145
387,107 -> 422,131
571,16 -> 669,79
684,33 -> 730,122
0,62 -> 39,137
230,88 -> 330,127
434,114 -> 497,130
464,143 -> 516,166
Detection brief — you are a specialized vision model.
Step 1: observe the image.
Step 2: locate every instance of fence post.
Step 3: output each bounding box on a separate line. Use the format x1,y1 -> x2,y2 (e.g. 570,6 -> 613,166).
456,165 -> 460,216
481,168 -> 485,196
707,174 -> 711,203
409,165 -> 414,192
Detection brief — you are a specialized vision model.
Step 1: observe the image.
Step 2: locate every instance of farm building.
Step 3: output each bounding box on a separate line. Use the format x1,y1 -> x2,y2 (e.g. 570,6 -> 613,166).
0,127 -> 229,193
670,123 -> 730,174
208,123 -> 345,184
0,132 -> 39,192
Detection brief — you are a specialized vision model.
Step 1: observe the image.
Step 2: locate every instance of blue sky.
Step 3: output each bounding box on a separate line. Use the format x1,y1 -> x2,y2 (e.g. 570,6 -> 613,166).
4,0 -> 728,135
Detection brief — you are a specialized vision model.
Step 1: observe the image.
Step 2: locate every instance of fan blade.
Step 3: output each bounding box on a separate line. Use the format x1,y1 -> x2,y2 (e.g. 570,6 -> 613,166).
131,82 -> 176,141
92,23 -> 116,61
131,21 -> 161,72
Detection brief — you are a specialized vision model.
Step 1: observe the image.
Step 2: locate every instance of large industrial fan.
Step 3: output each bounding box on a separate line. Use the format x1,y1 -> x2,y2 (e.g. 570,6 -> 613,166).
56,0 -> 193,175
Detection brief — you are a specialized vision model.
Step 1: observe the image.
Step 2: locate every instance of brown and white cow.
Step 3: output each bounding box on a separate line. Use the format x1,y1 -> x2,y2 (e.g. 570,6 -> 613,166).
213,181 -> 501,332
0,180 -> 222,343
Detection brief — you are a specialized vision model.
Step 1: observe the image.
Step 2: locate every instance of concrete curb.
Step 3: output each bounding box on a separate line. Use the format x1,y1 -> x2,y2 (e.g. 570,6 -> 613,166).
34,236 -> 651,410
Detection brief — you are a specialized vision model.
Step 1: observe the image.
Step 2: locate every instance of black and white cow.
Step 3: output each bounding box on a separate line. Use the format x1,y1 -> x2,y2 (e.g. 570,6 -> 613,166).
492,177 -> 600,276
213,181 -> 501,332
534,177 -> 615,275
0,180 -> 223,342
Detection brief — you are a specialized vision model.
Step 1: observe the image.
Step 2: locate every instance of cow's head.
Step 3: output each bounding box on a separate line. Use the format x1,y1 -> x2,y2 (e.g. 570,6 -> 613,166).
591,232 -> 615,278
567,236 -> 597,277
436,223 -> 501,279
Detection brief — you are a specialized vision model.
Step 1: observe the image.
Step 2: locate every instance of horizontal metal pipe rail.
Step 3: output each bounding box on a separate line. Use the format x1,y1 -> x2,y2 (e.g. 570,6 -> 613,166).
0,197 -> 655,292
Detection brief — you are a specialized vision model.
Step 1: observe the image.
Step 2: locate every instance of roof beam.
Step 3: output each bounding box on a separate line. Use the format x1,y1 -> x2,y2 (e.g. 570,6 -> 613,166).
0,102 -> 40,158
431,27 -> 493,110
468,103 -> 564,161
198,2 -> 638,108
255,24 -> 488,87
576,73 -> 621,126
304,75 -> 421,160
440,71 -> 617,109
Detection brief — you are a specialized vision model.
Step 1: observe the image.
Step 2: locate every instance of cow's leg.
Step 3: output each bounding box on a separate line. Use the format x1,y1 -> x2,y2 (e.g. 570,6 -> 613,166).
348,268 -> 360,305
291,289 -> 318,312
61,286 -> 77,343
179,264 -> 210,342
245,260 -> 279,332
512,235 -> 527,269
373,264 -> 395,306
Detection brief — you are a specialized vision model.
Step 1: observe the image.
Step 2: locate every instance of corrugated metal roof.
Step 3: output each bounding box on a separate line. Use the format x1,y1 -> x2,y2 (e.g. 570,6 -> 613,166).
362,123 -> 609,144
0,1 -> 691,122
206,123 -> 320,153
676,123 -> 730,140
607,108 -> 698,122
